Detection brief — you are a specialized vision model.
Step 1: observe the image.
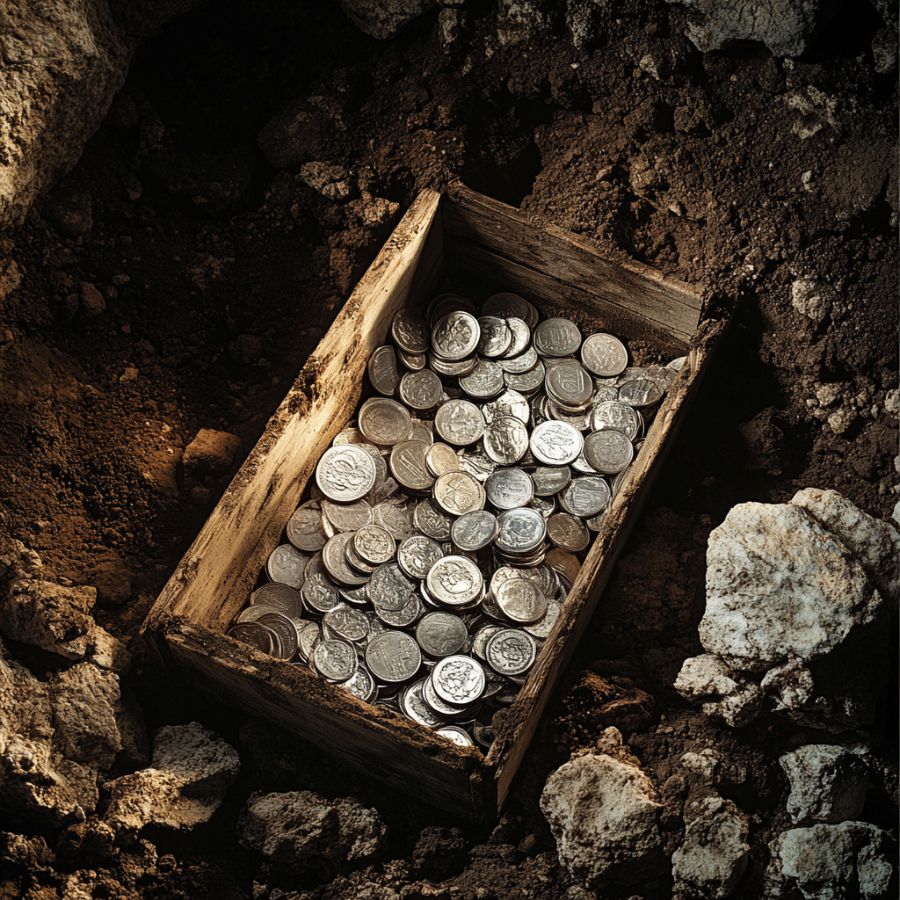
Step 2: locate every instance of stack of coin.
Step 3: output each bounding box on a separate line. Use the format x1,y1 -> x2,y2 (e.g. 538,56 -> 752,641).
228,291 -> 683,750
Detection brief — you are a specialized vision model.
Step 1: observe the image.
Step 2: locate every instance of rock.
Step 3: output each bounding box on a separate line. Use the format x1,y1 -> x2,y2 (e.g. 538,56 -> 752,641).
411,825 -> 468,880
239,790 -> 387,877
672,794 -> 750,899
566,0 -> 602,50
0,536 -> 42,583
497,0 -> 549,47
182,428 -> 241,481
540,728 -> 663,885
790,488 -> 900,603
338,0 -> 436,39
791,278 -> 833,325
298,161 -> 352,201
699,502 -> 882,672
41,187 -> 94,237
89,554 -> 133,607
779,745 -> 868,824
258,100 -> 342,169
437,8 -> 463,49
674,654 -> 762,728
669,0 -> 831,57
347,193 -> 400,231
872,28 -> 897,74
766,822 -> 896,899
784,86 -> 839,140
105,722 -> 239,834
79,281 -> 107,317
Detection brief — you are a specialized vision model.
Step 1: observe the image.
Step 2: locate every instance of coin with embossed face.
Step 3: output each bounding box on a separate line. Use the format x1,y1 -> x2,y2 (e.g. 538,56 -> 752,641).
316,445 -> 376,503
426,555 -> 483,607
313,638 -> 358,681
413,499 -> 454,540
359,397 -> 413,446
389,440 -> 435,492
485,628 -> 536,676
451,509 -> 498,551
432,311 -> 481,361
266,544 -> 309,589
495,508 -> 547,554
534,317 -> 582,357
483,415 -> 529,465
618,377 -> 664,408
322,498 -> 372,533
397,535 -> 443,580
340,665 -> 377,702
416,612 -> 468,658
483,389 -> 530,425
560,475 -> 610,517
531,466 -> 572,497
583,429 -> 634,475
546,512 -> 590,551
581,333 -> 628,377
477,316 -> 512,358
485,468 -> 534,510
425,442 -> 460,478
399,369 -> 443,411
373,497 -> 417,540
499,343 -> 538,374
546,359 -> 594,409
353,523 -> 395,566
301,570 -> 340,614
591,399 -> 640,440
525,599 -> 561,639
400,679 -> 442,727
251,582 -> 302,617
322,604 -> 369,642
459,359 -> 505,399
369,562 -> 418,612
495,578 -> 547,624
504,360 -> 546,394
530,420 -> 584,466
434,399 -> 485,446
432,655 -> 486,705
365,630 -> 422,683
322,533 -> 369,586
391,308 -> 428,353
286,504 -> 327,552
368,345 -> 400,395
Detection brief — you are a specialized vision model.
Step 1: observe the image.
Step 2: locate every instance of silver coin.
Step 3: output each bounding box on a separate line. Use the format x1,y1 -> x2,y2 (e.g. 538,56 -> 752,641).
228,622 -> 276,655
485,468 -> 534,510
415,612 -> 469,657
471,624 -> 504,660
369,562 -> 418,611
365,630 -> 422,683
413,499 -> 454,540
359,397 -> 413,447
236,604 -> 284,624
433,471 -> 486,517
286,504 -> 326,552
560,475 -> 610,517
524,599 -> 561,639
477,316 -> 512,357
373,497 -> 417,540
545,359 -> 594,408
451,510 -> 498,551
425,442 -> 460,477
482,389 -> 530,425
353,523 -> 395,565
495,508 -> 547,554
429,353 -> 478,377
256,612 -> 299,660
583,429 -> 634,475
502,317 -> 531,358
375,591 -> 424,628
591,399 -> 640,440
495,579 -> 548,624
389,440 -> 435,492
482,415 -> 529,465
618,377 -> 664,408
485,628 -> 537,676
398,348 -> 427,371
504,360 -> 546,394
392,308 -> 428,353
301,570 -> 340,614
426,555 -> 484,607
531,466 -> 572,496
340,665 -> 377,702
434,399 -> 485,446
422,673 -> 465,715
250,582 -> 302,617
400,679 -> 443,727
432,311 -> 481,361
322,498 -> 373,532
432,655 -> 486,705
266,544 -> 309,589
546,398 -> 592,431
316,445 -> 376,502
295,620 -> 320,662
427,292 -> 477,325
436,725 -> 476,748
323,604 -> 369,642
398,535 -> 444,580
529,420 -> 584,465
498,344 -> 537,376
456,449 -> 497,482
399,369 -> 443,411
534,317 -> 582,357
368,345 -> 400,395
482,292 -> 534,323
581,333 -> 628,377
459,359 -> 505,399
313,638 -> 358,681
546,512 -> 590,552
322,533 -> 369,586
667,355 -> 687,371
339,584 -> 370,606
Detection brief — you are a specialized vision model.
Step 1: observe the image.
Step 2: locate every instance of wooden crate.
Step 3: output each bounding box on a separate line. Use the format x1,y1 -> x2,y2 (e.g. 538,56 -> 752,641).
142,185 -> 722,824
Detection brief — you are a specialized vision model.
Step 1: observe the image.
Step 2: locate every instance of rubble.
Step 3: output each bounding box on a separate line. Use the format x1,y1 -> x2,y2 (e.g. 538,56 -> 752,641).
791,277 -> 834,325
779,745 -> 868,824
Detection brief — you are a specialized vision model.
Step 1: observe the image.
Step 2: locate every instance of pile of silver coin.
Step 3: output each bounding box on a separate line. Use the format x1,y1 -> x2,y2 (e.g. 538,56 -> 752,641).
228,291 -> 683,750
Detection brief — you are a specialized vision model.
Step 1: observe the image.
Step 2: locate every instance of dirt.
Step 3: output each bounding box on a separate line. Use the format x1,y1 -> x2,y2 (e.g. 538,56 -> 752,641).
0,0 -> 896,897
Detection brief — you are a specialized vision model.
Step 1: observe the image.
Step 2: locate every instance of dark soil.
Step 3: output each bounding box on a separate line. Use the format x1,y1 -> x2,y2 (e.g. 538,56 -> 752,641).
0,0 -> 896,897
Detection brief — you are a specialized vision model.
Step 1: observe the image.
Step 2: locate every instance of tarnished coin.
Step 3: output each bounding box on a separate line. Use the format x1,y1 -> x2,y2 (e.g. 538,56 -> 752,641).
495,508 -> 547,554
471,624 -> 504,660
313,638 -> 358,682
485,628 -> 537,676
352,523 -> 395,565
376,591 -> 424,628
413,499 -> 454,540
503,317 -> 531,357
228,622 -> 278,655
591,399 -> 640,440
495,579 -> 547,624
368,345 -> 400,395
482,292 -> 535,323
391,308 -> 428,353
322,604 -> 369,642
531,466 -> 572,496
583,429 -> 634,474
434,399 -> 485,446
429,354 -> 477,377
316,445 -> 376,502
581,333 -> 628,377
459,359 -> 505,399
358,397 -> 414,446
546,512 -> 590,552
266,544 -> 309,589
257,612 -> 299,660
426,555 -> 484,607
618,377 -> 664,408
319,533 -> 366,587
322,498 -> 373,533
389,440 -> 435,492
425,442 -> 460,478
416,612 -> 468,658
373,497 -> 417,540
524,599 -> 561,639
483,415 -> 529,465
477,316 -> 512,357
340,665 -> 377,702
365,630 -> 422,683
545,547 -> 582,585
483,389 -> 530,425
294,620 -> 320,662
400,679 -> 442,728
432,311 -> 481,361
251,582 -> 302,617
530,420 -> 584,465
534,317 -> 582,357
560,475 -> 610,517
397,535 -> 443,580
485,468 -> 534,510
433,471 -> 486,517
504,360 -> 546,394
287,504 -> 326,552
432,655 -> 486,705
499,343 -> 538,374
399,369 -> 443,411
545,359 -> 594,409
428,292 -> 477,324
369,562 -> 418,611
301,570 -> 340,614
451,509 -> 498,551
398,348 -> 427,371
436,725 -> 476,748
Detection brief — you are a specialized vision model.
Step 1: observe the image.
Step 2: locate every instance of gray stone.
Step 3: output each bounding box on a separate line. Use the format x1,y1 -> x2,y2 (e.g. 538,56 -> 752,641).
779,745 -> 868,824
791,278 -> 834,325
497,0 -> 549,47
105,722 -> 239,834
338,0 -> 436,39
766,822 -> 896,899
672,794 -> 750,899
540,728 -> 662,885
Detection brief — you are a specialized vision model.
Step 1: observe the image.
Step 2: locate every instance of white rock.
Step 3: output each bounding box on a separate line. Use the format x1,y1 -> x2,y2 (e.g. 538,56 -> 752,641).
779,745 -> 868,824
767,822 -> 895,898
791,278 -> 834,325
672,794 -> 750,898
700,502 -> 882,672
105,722 -> 239,833
674,654 -> 762,727
541,732 -> 662,884
497,0 -> 548,46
